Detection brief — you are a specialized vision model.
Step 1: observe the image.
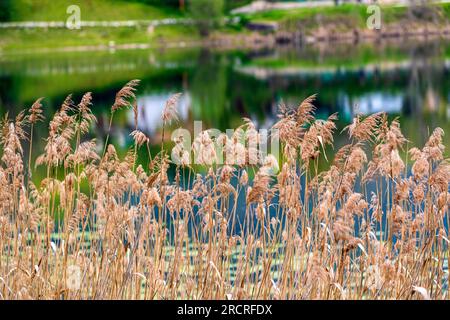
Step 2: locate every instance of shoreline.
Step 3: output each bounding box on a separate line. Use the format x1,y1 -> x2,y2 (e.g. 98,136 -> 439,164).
2,2 -> 450,55
274,24 -> 450,45
1,29 -> 450,57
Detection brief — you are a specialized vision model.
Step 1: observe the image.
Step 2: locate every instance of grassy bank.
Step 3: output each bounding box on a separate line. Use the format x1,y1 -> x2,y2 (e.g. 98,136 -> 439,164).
241,2 -> 450,40
1,2 -> 450,53
5,0 -> 182,21
241,2 -> 450,25
0,24 -> 203,52
0,0 -> 192,52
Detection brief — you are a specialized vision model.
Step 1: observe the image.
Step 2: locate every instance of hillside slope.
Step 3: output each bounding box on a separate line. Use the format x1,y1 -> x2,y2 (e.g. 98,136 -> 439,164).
5,0 -> 182,22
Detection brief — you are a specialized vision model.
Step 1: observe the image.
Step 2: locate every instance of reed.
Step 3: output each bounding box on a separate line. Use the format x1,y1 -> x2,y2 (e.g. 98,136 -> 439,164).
0,80 -> 448,300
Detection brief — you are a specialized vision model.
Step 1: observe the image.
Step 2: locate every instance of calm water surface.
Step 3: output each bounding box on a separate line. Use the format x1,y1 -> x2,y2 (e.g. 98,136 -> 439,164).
0,39 -> 449,163
2,39 -> 449,235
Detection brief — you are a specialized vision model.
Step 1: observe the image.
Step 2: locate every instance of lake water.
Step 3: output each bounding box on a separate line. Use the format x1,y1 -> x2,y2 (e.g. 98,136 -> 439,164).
1,38 -> 449,237
0,38 -> 449,161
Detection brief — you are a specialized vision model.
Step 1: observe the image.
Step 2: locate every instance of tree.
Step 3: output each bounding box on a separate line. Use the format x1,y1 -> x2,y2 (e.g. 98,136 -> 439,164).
189,0 -> 224,37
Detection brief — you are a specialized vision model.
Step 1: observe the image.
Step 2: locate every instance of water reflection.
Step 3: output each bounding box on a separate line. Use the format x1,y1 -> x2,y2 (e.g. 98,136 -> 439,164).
0,39 -> 449,155
132,93 -> 191,135
342,93 -> 403,115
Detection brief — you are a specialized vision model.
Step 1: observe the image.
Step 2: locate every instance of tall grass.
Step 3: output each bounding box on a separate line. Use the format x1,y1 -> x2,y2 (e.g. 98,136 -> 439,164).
0,80 -> 448,300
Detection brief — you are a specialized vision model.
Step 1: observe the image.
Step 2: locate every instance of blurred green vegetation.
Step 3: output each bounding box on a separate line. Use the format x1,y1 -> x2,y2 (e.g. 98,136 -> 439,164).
0,24 -> 202,52
240,2 -> 450,24
0,0 -> 251,22
3,0 -> 183,22
0,1 -> 448,197
1,40 -> 448,146
1,1 -> 449,52
189,0 -> 224,36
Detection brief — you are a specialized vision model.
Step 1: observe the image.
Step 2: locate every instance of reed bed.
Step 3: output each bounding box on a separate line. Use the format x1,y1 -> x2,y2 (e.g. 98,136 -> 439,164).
0,80 -> 448,300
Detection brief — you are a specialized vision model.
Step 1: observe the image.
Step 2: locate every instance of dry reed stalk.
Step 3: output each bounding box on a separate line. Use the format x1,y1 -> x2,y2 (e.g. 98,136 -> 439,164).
0,82 -> 448,300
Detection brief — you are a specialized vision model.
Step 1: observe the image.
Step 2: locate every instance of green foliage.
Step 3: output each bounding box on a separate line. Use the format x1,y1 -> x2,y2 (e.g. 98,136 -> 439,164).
131,0 -> 181,7
132,0 -> 251,12
190,50 -> 229,126
4,0 -> 182,22
189,0 -> 224,36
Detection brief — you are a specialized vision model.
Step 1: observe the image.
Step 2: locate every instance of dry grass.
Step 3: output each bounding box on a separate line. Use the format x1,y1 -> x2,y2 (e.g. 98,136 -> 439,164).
0,80 -> 449,300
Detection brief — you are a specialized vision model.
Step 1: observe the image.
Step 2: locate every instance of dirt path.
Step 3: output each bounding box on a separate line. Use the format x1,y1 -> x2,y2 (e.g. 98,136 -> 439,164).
231,0 -> 335,14
231,0 -> 450,14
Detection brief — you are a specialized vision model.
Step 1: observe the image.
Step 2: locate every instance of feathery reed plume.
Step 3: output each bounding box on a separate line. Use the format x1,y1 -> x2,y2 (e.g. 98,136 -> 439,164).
61,94 -> 75,113
28,97 -> 45,124
131,130 -> 149,148
27,98 -> 45,178
296,94 -> 317,127
162,92 -> 182,125
344,112 -> 384,142
77,92 -> 96,135
101,80 -> 140,163
111,79 -> 140,113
